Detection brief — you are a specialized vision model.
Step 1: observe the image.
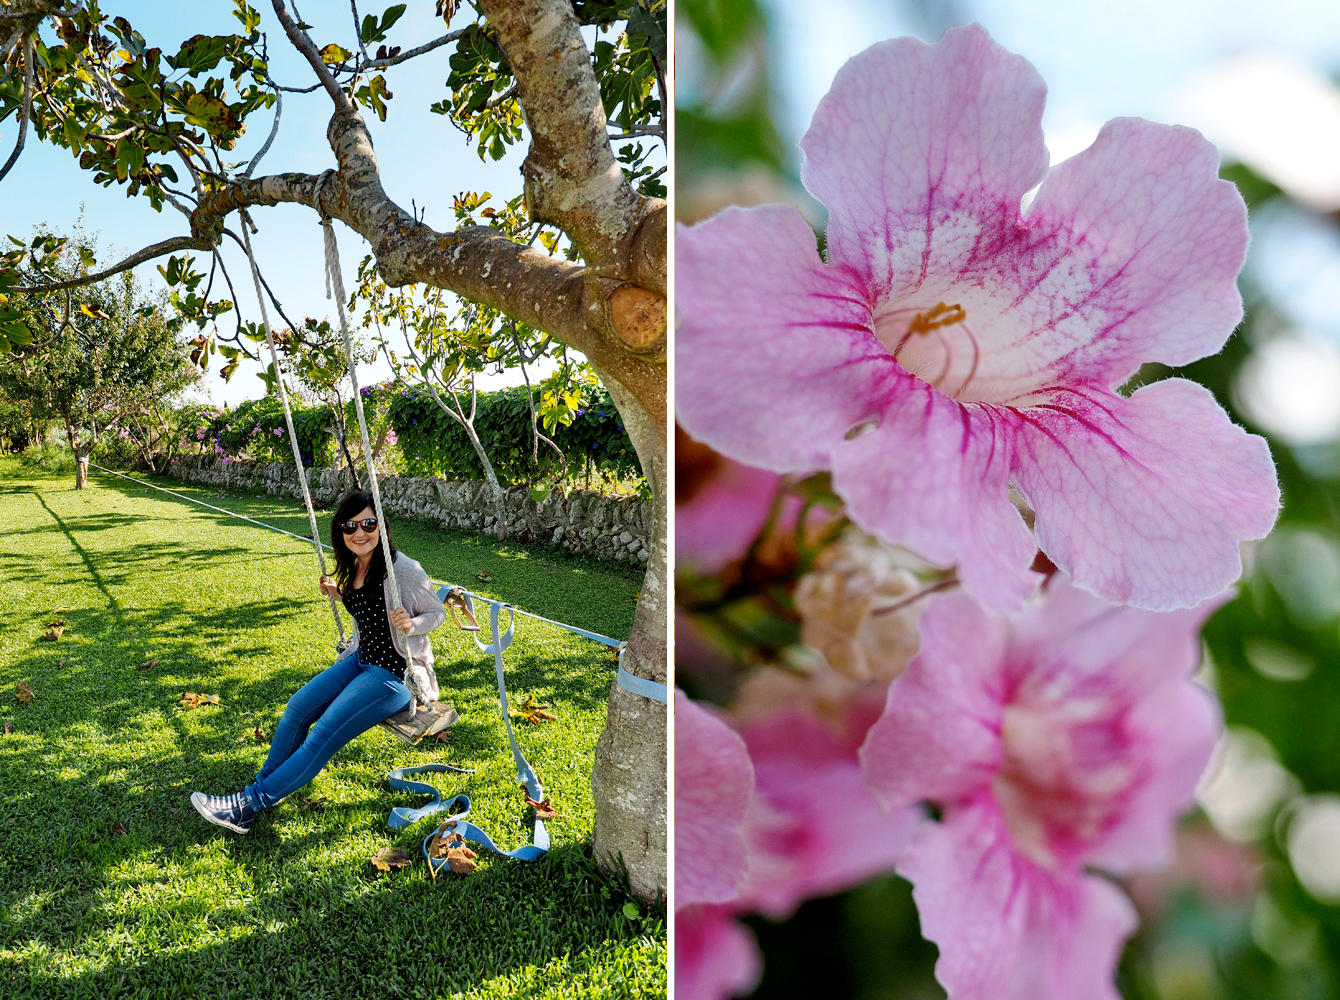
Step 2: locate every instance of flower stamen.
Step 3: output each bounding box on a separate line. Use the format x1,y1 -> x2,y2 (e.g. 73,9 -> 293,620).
908,302 -> 966,336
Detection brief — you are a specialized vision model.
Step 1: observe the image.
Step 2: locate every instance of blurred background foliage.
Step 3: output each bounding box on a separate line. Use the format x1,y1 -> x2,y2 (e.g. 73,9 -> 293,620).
677,0 -> 1340,996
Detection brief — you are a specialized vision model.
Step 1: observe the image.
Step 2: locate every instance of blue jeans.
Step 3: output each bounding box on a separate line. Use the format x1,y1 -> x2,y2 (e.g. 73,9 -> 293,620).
245,650 -> 411,811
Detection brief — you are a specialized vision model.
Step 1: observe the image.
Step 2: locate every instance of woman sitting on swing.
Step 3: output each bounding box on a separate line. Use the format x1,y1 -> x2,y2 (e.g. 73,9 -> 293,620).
191,490 -> 446,834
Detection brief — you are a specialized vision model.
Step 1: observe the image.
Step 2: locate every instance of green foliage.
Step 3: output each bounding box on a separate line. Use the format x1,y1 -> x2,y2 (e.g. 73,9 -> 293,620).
675,0 -> 789,184
433,6 -> 666,196
388,383 -> 641,485
0,396 -> 48,452
19,439 -> 75,473
202,395 -> 336,467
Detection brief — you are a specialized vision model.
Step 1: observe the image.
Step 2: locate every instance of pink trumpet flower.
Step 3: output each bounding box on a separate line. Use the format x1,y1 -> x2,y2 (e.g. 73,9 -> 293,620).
674,700 -> 916,1000
675,690 -> 754,908
676,23 -> 1278,613
860,579 -> 1224,1000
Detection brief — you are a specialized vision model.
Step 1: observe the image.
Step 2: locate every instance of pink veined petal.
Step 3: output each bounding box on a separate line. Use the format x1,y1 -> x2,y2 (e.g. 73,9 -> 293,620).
675,205 -> 888,472
1008,577 -> 1228,701
1085,679 -> 1221,874
1010,378 -> 1279,610
1023,118 -> 1249,387
677,453 -> 782,575
674,905 -> 762,1000
676,690 -> 755,908
800,23 -> 1050,303
860,592 -> 1010,809
832,383 -> 1040,612
899,799 -> 1137,1000
736,709 -> 917,920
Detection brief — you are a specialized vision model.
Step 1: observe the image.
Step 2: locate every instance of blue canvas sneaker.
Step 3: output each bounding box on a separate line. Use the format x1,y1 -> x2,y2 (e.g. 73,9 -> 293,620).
190,791 -> 255,834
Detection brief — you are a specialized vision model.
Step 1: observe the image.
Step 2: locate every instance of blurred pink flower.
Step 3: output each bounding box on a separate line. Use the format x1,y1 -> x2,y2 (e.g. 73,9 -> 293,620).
195,428 -> 206,440
676,23 -> 1277,613
273,428 -> 284,437
736,704 -> 917,919
675,701 -> 915,998
675,905 -> 761,1000
677,429 -> 782,575
860,578 -> 1224,1000
675,690 -> 754,908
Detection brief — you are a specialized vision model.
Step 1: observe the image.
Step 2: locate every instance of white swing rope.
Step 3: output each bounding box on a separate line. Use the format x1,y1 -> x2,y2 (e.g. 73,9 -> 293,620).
311,172 -> 430,711
237,208 -> 347,647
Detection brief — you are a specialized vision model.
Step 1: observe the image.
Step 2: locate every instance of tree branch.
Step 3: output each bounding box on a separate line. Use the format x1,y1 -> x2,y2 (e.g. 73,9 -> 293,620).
12,236 -> 209,294
269,0 -> 354,115
0,34 -> 34,184
478,0 -> 647,268
359,28 -> 464,71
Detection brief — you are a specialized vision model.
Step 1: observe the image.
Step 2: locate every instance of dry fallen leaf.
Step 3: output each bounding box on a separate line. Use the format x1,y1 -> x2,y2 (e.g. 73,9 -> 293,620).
512,694 -> 557,724
57,659 -> 67,669
475,570 -> 493,582
303,795 -> 328,810
433,729 -> 451,744
138,658 -> 158,669
15,682 -> 33,704
253,726 -> 268,743
3,722 -> 11,735
42,621 -> 66,641
53,606 -> 72,612
446,844 -> 478,874
112,821 -> 127,836
369,846 -> 414,872
179,692 -> 221,709
524,794 -> 558,820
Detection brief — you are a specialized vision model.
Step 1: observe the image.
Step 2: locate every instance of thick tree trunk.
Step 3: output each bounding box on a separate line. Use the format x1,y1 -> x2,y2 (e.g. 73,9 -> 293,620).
590,375 -> 666,901
74,452 -> 88,489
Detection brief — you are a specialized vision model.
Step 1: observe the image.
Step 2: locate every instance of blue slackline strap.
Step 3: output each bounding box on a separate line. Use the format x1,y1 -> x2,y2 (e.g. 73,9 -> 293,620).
425,817 -> 550,870
473,599 -> 545,803
386,764 -> 474,831
616,662 -> 669,703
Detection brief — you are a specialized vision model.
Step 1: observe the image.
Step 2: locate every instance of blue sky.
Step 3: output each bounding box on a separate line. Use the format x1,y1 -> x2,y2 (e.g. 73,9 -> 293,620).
2,2 -> 578,405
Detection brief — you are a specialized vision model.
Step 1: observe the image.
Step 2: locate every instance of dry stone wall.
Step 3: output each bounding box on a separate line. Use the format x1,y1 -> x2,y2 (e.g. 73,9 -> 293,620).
165,456 -> 652,564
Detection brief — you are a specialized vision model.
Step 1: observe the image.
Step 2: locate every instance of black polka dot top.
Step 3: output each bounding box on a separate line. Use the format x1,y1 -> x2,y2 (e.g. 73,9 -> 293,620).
344,576 -> 407,679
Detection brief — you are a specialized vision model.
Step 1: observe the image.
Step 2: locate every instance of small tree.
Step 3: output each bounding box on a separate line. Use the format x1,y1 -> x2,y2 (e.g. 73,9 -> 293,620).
0,233 -> 195,487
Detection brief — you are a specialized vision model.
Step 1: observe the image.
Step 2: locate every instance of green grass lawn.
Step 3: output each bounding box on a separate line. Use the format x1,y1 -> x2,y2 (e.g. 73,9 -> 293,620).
0,458 -> 665,999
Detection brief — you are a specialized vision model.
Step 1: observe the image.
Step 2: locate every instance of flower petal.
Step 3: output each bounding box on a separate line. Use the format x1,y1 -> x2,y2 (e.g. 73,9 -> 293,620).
899,800 -> 1137,1000
675,905 -> 762,1000
1085,680 -> 1221,874
800,23 -> 1049,301
832,384 -> 1040,611
676,448 -> 782,575
676,690 -> 755,907
860,592 -> 1009,809
1024,117 -> 1249,385
675,205 -> 887,471
1009,577 -> 1225,697
1011,379 -> 1279,610
738,709 -> 918,919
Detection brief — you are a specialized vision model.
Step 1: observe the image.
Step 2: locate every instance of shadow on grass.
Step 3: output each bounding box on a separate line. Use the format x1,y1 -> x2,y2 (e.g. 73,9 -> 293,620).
3,836 -> 658,999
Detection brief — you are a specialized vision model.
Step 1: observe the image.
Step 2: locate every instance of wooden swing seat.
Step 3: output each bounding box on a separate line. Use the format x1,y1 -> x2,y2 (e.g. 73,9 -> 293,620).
379,700 -> 459,745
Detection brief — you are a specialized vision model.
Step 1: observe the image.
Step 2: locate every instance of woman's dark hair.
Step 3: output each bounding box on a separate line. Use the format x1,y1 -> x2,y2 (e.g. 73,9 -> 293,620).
330,491 -> 397,595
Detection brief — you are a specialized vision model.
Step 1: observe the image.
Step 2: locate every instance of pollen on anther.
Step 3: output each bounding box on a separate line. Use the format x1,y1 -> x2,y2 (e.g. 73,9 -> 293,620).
908,302 -> 966,336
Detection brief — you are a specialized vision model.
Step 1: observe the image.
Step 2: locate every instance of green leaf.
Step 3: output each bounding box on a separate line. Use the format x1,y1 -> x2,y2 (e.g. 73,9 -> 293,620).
622,902 -> 640,920
626,6 -> 666,64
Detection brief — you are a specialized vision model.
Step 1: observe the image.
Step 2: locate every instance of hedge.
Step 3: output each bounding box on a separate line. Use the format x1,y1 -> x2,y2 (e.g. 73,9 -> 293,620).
385,383 -> 642,485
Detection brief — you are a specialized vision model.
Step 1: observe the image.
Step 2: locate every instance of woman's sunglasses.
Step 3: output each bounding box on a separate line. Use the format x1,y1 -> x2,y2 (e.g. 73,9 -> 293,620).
339,517 -> 379,535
